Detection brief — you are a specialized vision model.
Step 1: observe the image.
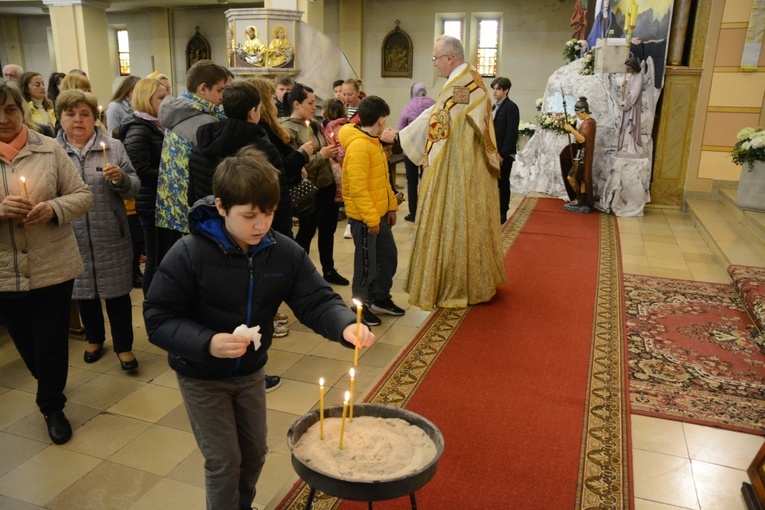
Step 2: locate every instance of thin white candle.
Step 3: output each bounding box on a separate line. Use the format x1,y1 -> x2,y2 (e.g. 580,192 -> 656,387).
19,176 -> 28,199
349,368 -> 355,422
339,390 -> 350,450
352,297 -> 362,365
100,142 -> 108,169
319,377 -> 325,440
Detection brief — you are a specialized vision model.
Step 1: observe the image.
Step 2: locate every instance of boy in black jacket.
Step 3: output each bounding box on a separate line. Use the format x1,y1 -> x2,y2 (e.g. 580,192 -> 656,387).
189,80 -> 314,341
144,147 -> 375,510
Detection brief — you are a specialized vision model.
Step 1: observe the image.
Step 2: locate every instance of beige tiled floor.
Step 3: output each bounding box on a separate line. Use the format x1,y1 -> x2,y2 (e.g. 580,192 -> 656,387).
0,193 -> 763,510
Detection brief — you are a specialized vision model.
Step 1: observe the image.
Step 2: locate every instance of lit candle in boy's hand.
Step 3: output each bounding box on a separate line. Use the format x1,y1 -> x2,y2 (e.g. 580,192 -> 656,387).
349,368 -> 355,422
352,298 -> 362,366
319,377 -> 325,440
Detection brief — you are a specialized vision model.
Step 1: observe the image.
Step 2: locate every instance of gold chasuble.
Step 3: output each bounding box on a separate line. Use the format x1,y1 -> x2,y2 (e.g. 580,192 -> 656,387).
399,65 -> 506,310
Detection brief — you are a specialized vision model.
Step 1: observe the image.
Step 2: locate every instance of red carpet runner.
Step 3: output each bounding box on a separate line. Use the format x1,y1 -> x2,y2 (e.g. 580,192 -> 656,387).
279,197 -> 631,509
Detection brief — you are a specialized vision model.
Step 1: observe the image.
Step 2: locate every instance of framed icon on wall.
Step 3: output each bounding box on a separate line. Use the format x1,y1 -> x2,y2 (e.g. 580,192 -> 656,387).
381,20 -> 412,78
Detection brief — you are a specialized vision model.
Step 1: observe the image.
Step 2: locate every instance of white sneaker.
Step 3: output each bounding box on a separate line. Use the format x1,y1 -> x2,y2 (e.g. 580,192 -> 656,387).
274,312 -> 288,325
273,323 -> 289,337
344,223 -> 352,239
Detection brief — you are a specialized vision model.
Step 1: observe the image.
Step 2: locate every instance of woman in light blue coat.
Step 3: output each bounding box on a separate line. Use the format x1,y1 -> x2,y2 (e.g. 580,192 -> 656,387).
56,89 -> 141,371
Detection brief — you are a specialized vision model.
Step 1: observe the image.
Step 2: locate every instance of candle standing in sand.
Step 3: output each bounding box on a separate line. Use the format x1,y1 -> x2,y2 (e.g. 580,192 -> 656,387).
352,298 -> 362,366
19,176 -> 28,199
319,377 -> 325,440
349,368 -> 355,422
339,390 -> 350,450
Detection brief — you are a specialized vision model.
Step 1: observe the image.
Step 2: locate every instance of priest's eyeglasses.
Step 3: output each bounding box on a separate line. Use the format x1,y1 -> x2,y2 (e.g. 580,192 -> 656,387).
432,54 -> 450,62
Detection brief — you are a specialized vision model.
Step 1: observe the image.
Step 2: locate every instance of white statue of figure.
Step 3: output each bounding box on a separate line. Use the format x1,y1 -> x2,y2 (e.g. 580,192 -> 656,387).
618,57 -> 643,156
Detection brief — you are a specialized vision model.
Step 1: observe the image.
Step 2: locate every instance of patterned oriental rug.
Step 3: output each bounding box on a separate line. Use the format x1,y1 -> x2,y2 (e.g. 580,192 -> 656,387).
624,274 -> 765,434
278,198 -> 632,509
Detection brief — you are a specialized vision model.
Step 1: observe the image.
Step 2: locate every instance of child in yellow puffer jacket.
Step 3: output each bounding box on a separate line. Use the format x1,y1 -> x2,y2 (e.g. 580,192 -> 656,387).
338,96 -> 405,326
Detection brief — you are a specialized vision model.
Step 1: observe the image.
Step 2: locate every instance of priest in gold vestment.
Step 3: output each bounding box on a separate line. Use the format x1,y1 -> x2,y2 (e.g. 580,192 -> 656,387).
382,35 -> 506,310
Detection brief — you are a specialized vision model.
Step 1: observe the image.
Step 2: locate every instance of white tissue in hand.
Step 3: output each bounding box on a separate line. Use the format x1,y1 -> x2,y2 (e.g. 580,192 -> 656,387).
233,324 -> 262,350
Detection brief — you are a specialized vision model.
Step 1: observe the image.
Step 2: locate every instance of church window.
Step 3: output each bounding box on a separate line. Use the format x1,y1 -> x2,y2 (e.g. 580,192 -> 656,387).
442,19 -> 463,41
476,19 -> 499,77
117,29 -> 130,76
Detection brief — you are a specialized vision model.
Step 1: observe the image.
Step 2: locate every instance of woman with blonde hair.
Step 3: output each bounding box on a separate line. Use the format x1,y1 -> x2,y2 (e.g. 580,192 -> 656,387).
59,73 -> 91,93
246,78 -> 290,143
342,78 -> 364,123
119,78 -> 168,295
146,71 -> 172,96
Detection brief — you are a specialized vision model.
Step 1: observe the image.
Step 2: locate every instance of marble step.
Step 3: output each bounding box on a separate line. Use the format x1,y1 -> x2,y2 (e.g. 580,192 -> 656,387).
719,188 -> 765,246
685,196 -> 765,269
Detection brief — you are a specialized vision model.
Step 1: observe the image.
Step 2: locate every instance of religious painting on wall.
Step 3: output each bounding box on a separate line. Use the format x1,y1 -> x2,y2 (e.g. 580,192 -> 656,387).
186,27 -> 211,71
228,17 -> 296,69
584,0 -> 674,88
381,21 -> 412,78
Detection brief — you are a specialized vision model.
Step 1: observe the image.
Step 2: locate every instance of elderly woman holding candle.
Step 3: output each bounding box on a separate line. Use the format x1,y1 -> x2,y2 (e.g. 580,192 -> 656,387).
0,80 -> 93,445
55,89 -> 141,371
281,83 -> 347,286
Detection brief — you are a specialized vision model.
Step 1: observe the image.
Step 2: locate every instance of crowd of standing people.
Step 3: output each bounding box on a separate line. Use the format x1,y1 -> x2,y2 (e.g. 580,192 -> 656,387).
1,35 -> 515,508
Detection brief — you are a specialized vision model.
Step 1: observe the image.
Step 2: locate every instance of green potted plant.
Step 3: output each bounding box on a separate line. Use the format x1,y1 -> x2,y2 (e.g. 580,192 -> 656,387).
731,127 -> 765,212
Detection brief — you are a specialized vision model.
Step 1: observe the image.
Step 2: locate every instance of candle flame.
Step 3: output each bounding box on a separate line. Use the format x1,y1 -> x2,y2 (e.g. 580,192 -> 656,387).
19,176 -> 26,183
100,142 -> 106,149
349,367 -> 355,379
319,377 -> 324,386
343,391 -> 350,403
305,120 -> 310,126
352,297 -> 362,307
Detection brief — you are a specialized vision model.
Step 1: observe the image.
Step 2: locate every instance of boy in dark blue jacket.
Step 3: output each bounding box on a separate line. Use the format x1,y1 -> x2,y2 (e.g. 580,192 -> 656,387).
144,146 -> 375,510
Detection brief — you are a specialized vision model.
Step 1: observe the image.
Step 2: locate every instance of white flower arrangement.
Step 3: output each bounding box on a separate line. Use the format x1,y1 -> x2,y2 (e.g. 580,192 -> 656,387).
518,121 -> 537,138
579,50 -> 595,76
563,39 -> 587,63
732,127 -> 765,169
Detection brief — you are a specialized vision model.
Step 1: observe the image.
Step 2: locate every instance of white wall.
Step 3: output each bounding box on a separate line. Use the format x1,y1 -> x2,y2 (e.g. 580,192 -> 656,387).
8,11 -> 156,97
19,16 -> 52,79
8,1 -> 574,123
323,0 -> 572,127
170,6 -> 233,94
106,10 -> 156,86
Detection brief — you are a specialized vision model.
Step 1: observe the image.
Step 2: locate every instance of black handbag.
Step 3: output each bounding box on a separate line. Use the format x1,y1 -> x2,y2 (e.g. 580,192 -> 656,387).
290,178 -> 318,216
